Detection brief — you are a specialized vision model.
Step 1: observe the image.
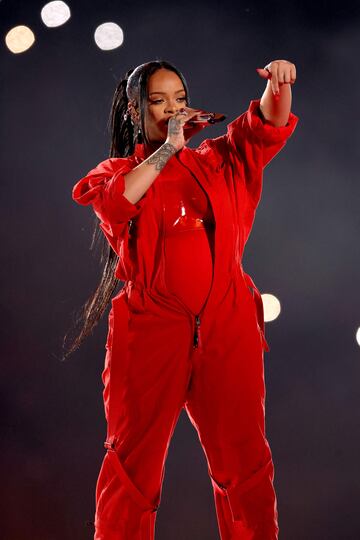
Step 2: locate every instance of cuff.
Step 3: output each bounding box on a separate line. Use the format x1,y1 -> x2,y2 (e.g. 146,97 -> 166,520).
246,98 -> 299,144
105,168 -> 145,222
72,158 -> 146,225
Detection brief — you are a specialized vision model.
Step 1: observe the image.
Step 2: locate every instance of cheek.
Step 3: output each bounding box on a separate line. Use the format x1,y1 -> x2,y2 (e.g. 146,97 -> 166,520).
146,111 -> 165,135
144,107 -> 168,141
146,106 -> 163,123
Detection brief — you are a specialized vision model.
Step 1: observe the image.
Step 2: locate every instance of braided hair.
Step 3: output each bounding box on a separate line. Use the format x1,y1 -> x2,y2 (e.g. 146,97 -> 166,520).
63,60 -> 190,358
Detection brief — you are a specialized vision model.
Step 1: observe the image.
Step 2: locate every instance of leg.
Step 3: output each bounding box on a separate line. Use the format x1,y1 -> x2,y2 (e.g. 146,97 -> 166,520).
95,293 -> 193,539
184,280 -> 279,540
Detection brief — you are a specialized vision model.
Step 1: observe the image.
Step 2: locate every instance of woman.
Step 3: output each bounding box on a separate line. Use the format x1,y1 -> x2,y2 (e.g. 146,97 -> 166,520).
71,59 -> 298,540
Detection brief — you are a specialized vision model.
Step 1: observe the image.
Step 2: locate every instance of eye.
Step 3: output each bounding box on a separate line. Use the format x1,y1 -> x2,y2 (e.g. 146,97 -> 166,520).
150,99 -> 163,104
177,97 -> 187,102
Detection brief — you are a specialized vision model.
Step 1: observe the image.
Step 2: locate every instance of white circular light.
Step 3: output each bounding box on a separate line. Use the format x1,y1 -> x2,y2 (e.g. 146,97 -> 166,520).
94,22 -> 124,51
41,1 -> 71,28
262,293 -> 281,323
356,327 -> 360,347
5,25 -> 35,54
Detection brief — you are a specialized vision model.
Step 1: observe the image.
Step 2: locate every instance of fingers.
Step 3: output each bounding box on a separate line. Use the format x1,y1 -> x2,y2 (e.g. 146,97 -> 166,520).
259,60 -> 297,95
174,111 -> 190,128
256,68 -> 271,80
168,107 -> 210,137
270,64 -> 280,95
180,107 -> 202,120
290,64 -> 296,83
171,108 -> 198,127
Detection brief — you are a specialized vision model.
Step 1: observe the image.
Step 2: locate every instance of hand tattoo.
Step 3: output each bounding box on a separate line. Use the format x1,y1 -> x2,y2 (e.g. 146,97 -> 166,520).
147,143 -> 177,171
168,116 -> 182,136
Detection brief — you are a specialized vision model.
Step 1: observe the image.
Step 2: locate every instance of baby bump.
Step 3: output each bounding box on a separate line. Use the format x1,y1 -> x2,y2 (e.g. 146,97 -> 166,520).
159,164 -> 216,315
164,225 -> 214,315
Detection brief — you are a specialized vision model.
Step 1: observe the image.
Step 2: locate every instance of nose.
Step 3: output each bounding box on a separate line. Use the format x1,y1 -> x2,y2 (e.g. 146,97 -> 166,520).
164,99 -> 180,114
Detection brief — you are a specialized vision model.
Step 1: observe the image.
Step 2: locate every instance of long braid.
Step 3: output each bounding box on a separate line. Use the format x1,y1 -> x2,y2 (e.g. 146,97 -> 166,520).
63,70 -> 135,358
64,60 -> 189,359
109,69 -> 135,158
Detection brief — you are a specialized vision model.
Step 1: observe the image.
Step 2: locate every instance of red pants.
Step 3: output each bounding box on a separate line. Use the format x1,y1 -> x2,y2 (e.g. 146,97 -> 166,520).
94,173 -> 277,539
94,269 -> 278,538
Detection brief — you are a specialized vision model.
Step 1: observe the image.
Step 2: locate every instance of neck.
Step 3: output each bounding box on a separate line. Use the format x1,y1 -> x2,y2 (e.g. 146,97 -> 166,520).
144,141 -> 163,157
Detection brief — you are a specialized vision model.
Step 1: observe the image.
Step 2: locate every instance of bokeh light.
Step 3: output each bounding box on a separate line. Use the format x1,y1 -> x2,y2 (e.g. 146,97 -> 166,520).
94,22 -> 124,50
356,327 -> 360,347
5,25 -> 35,54
262,293 -> 281,322
41,1 -> 71,28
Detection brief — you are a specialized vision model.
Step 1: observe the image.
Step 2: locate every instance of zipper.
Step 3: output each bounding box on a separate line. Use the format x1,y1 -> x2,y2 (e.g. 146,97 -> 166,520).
193,314 -> 202,350
164,152 -> 217,354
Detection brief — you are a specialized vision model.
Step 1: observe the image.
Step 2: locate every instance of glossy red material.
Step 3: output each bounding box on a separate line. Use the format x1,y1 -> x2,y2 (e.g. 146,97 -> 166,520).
162,165 -> 215,314
72,99 -> 298,539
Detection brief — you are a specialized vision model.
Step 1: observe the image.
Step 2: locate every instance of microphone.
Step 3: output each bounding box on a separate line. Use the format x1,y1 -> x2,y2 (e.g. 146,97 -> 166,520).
183,110 -> 226,129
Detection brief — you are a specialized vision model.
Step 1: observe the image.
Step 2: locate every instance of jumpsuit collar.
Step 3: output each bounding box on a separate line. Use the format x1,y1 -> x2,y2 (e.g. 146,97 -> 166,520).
134,143 -> 146,161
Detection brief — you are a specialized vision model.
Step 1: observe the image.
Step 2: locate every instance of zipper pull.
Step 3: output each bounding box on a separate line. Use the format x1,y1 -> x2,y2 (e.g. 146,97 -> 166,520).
193,315 -> 202,349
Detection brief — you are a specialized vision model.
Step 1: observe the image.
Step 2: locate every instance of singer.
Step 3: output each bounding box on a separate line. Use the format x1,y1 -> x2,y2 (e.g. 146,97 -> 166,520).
70,59 -> 298,539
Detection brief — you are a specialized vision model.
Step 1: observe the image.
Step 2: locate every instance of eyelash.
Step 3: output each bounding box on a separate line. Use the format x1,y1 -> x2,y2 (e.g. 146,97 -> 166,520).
150,97 -> 187,104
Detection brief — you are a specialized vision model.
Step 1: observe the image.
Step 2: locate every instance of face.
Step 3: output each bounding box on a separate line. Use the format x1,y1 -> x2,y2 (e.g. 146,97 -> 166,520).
130,68 -> 188,144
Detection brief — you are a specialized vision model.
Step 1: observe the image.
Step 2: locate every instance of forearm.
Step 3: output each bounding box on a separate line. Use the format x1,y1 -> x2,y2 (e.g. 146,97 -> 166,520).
259,80 -> 292,127
123,143 -> 177,204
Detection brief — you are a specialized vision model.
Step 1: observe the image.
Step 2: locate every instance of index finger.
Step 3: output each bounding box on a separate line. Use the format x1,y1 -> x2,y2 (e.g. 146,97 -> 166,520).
182,106 -> 202,116
270,64 -> 279,94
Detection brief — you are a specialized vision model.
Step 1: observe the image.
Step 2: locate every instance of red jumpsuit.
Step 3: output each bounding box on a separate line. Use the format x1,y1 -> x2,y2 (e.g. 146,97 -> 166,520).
72,99 -> 298,540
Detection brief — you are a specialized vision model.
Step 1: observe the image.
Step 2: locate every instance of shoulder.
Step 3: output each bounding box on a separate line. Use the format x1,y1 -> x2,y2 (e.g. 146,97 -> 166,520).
85,156 -> 135,177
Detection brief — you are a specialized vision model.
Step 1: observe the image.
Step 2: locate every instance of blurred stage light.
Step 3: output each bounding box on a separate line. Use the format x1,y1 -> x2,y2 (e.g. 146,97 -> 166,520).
356,327 -> 360,347
41,1 -> 71,28
94,22 -> 124,50
5,25 -> 35,54
262,293 -> 281,322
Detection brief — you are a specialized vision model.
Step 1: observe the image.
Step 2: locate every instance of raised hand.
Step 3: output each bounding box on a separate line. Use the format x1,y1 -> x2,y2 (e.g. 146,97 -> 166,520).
256,60 -> 296,98
166,106 -> 207,151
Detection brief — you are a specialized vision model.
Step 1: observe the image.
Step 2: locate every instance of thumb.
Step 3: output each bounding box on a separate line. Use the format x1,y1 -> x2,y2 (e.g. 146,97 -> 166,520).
256,68 -> 272,80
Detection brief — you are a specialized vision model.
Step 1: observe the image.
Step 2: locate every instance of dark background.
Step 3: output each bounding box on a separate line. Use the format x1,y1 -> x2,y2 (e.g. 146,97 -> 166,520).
1,0 -> 360,538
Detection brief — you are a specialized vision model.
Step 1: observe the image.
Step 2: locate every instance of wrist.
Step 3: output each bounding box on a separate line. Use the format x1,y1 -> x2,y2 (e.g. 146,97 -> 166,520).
146,141 -> 178,171
164,140 -> 181,153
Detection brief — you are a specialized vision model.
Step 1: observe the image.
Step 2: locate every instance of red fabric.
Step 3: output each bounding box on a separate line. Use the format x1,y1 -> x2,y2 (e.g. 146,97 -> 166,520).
161,162 -> 215,314
72,98 -> 298,539
72,99 -> 298,284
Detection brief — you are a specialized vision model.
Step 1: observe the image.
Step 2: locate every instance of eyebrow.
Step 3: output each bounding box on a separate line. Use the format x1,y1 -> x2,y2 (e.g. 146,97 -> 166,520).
149,90 -> 186,95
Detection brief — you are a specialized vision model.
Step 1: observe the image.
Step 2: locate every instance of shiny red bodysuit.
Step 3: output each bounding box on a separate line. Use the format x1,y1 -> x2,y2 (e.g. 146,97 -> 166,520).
162,163 -> 215,315
72,99 -> 299,540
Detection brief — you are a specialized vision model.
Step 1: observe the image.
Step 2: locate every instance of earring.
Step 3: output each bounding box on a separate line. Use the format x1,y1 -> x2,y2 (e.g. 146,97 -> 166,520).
123,112 -> 128,121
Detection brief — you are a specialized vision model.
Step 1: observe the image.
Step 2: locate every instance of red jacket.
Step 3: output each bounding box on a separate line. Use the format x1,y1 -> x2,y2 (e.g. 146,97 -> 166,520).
72,98 -> 298,346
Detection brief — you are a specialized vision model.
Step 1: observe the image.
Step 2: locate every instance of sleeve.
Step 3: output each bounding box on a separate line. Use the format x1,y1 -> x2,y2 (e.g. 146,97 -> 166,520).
72,157 -> 146,225
226,98 -> 299,168
72,157 -> 147,255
